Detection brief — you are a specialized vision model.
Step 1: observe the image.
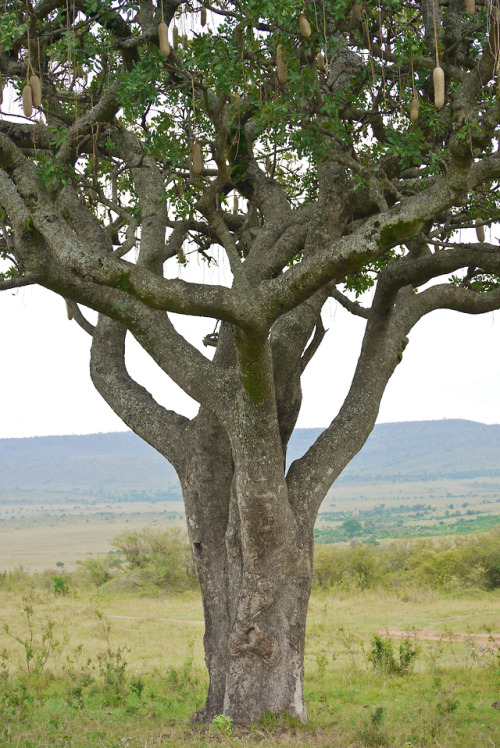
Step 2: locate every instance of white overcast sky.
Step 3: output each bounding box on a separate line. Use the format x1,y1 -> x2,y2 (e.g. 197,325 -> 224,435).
0,266 -> 499,439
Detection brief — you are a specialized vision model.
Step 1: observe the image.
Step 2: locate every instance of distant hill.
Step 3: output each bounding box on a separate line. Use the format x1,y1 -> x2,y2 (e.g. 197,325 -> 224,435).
0,432 -> 180,501
0,420 -> 499,502
289,419 -> 500,483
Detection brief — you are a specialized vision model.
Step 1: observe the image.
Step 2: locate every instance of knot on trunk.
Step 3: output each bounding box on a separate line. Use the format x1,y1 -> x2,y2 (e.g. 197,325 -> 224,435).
232,622 -> 276,661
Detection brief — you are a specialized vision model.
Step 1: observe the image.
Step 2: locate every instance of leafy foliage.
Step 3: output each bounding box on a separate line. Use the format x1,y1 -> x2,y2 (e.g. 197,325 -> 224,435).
313,529 -> 500,591
0,0 -> 499,291
110,526 -> 197,591
368,634 -> 419,675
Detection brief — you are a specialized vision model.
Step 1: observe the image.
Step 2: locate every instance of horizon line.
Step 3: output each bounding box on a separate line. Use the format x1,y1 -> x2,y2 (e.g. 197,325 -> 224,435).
0,416 -> 499,440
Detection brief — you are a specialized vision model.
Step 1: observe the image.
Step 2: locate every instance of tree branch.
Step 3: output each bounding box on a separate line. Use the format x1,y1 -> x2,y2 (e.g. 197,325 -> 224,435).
287,275 -> 407,529
54,81 -> 121,171
0,273 -> 36,291
261,154 -> 500,322
330,287 -> 369,319
381,242 -> 500,295
90,315 -> 190,471
270,286 -> 331,451
66,300 -> 95,335
406,283 -> 500,323
110,127 -> 170,274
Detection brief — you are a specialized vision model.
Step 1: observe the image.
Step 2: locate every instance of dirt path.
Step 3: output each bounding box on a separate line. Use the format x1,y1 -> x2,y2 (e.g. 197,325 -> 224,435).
379,629 -> 500,646
107,616 -> 500,645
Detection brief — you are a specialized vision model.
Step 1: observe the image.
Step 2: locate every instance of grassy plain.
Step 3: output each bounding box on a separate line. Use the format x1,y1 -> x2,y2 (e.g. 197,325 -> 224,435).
320,477 -> 500,543
1,477 -> 500,746
0,503 -> 184,571
0,583 -> 499,747
2,475 -> 500,570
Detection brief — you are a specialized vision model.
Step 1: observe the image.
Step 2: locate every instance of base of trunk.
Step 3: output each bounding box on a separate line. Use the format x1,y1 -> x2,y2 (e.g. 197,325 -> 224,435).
191,558 -> 312,725
191,648 -> 307,725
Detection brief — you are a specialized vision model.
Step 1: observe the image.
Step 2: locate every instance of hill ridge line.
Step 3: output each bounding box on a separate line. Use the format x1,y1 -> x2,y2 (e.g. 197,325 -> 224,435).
1,420 -> 499,498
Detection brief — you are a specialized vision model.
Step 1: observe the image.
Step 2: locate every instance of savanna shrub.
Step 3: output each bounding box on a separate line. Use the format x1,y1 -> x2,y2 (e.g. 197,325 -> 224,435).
313,530 -> 500,592
111,526 -> 196,592
51,575 -> 69,596
313,543 -> 387,590
368,635 -> 418,675
0,568 -> 34,593
76,557 -> 117,587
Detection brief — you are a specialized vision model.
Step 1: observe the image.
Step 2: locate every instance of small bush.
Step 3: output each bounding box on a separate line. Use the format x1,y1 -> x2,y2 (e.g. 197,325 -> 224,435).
368,634 -> 418,675
355,706 -> 388,747
110,526 -> 196,592
313,544 -> 387,591
51,575 -> 69,596
0,568 -> 34,593
2,604 -> 61,675
75,557 -> 117,587
212,714 -> 233,737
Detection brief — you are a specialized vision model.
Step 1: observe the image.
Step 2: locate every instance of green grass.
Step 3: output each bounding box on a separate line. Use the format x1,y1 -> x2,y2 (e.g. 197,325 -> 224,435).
1,525 -> 499,745
2,659 -> 498,746
0,584 -> 499,747
315,491 -> 500,543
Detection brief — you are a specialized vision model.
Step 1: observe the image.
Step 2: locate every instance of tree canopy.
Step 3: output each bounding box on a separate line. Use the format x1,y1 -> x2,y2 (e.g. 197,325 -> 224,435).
1,0 -> 500,310
1,0 -> 500,726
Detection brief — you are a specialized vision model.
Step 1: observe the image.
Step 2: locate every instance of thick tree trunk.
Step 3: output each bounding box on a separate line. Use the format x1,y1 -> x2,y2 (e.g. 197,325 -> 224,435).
181,410 -> 314,725
180,411 -> 233,721
221,538 -> 313,724
192,513 -> 313,724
